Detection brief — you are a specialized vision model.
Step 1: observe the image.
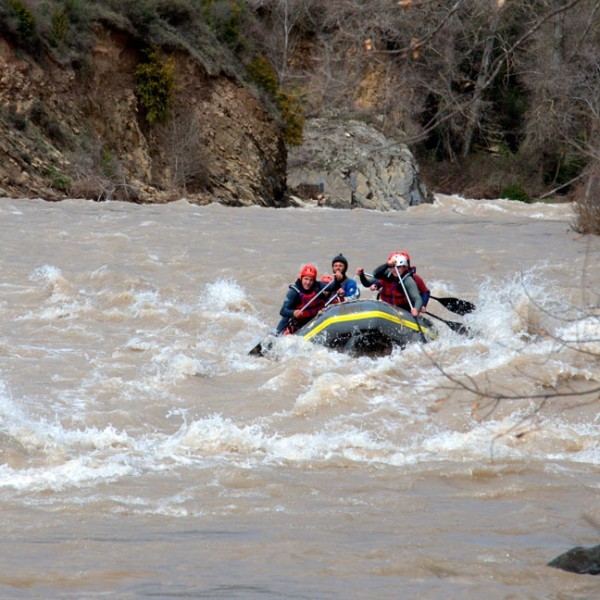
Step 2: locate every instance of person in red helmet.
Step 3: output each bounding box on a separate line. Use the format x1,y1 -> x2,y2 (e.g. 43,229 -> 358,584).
276,264 -> 334,334
356,252 -> 426,316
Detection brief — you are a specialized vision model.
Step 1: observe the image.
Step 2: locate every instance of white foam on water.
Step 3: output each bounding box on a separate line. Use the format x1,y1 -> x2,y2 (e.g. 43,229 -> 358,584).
432,194 -> 575,221
173,412 -> 411,466
554,315 -> 600,355
0,380 -> 140,491
199,277 -> 255,314
419,415 -> 599,465
0,458 -> 134,492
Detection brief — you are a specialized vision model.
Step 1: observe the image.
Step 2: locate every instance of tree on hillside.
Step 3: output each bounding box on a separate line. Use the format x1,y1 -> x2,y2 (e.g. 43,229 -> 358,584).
516,0 -> 599,194
248,0 -> 320,82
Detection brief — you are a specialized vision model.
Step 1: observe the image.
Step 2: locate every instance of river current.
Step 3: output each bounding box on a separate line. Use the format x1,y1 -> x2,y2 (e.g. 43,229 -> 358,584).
0,194 -> 598,598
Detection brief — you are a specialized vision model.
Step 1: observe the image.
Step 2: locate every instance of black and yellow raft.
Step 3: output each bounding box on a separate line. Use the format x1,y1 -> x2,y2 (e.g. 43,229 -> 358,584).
294,299 -> 436,354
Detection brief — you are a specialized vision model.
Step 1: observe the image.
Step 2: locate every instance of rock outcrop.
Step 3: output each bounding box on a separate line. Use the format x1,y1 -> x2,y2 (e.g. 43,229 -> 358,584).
287,118 -> 433,210
547,544 -> 600,575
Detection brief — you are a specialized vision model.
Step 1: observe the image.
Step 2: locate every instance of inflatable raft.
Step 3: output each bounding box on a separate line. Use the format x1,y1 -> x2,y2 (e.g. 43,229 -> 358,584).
294,299 -> 436,354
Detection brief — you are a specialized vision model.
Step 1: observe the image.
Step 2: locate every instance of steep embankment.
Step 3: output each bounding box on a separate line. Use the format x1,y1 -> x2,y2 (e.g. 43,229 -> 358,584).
0,29 -> 287,206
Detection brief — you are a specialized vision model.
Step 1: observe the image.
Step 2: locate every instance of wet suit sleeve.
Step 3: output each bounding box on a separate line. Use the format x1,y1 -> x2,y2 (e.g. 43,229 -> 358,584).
401,276 -> 423,312
358,271 -> 373,287
359,264 -> 390,289
279,286 -> 300,319
276,286 -> 300,334
360,266 -> 389,287
371,264 -> 390,280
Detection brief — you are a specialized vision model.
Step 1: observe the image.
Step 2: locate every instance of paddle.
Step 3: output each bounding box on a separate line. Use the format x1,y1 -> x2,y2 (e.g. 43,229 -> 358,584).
248,279 -> 336,356
394,265 -> 428,344
430,295 -> 475,315
426,312 -> 471,336
323,289 -> 341,308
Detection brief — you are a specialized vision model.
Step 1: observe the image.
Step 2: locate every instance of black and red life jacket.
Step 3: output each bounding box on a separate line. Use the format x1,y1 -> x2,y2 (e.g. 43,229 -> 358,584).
290,283 -> 325,319
374,265 -> 429,309
283,283 -> 327,335
378,279 -> 408,307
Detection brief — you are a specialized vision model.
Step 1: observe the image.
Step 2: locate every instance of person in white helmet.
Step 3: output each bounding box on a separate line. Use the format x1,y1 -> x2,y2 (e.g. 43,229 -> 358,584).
356,252 -> 422,316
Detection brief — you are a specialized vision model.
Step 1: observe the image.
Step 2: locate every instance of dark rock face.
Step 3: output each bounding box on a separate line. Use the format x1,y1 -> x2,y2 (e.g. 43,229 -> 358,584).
547,544 -> 600,575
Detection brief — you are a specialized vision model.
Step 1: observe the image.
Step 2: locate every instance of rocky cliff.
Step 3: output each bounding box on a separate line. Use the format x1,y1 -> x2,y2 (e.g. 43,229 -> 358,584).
0,29 -> 287,206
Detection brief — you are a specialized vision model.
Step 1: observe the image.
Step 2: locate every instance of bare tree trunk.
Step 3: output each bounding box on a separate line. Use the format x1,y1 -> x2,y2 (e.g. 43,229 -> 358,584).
553,0 -> 565,70
461,4 -> 503,158
281,0 -> 290,79
271,0 -> 307,83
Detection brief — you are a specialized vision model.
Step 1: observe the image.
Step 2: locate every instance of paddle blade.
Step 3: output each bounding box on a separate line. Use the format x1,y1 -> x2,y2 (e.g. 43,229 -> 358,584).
426,312 -> 472,336
248,341 -> 264,356
248,335 -> 276,356
431,296 -> 476,315
446,320 -> 472,336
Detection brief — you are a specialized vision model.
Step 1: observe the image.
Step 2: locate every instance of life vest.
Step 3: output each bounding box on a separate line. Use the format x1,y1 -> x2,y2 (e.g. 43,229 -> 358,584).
283,284 -> 325,335
410,267 -> 430,306
290,283 -> 325,319
378,279 -> 408,307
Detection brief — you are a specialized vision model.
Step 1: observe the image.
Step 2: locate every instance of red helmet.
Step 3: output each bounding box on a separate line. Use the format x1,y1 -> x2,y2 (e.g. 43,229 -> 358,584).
300,264 -> 317,279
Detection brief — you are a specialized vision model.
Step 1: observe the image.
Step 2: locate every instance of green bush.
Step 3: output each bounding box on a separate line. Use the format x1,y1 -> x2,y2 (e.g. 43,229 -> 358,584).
51,6 -> 69,45
134,45 -> 176,124
276,90 -> 305,146
100,147 -> 119,178
199,0 -> 246,50
500,182 -> 531,203
48,167 -> 72,193
8,0 -> 36,39
246,56 -> 278,96
554,152 -> 585,187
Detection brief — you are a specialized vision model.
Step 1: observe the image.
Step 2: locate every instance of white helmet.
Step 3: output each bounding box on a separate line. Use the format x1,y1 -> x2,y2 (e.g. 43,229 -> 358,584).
392,254 -> 408,267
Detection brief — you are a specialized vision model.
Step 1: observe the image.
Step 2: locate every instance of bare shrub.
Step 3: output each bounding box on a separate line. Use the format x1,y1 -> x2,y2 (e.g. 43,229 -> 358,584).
70,177 -> 141,202
428,271 -> 599,448
160,111 -> 211,193
67,142 -> 140,202
69,177 -> 110,201
418,152 -> 538,200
